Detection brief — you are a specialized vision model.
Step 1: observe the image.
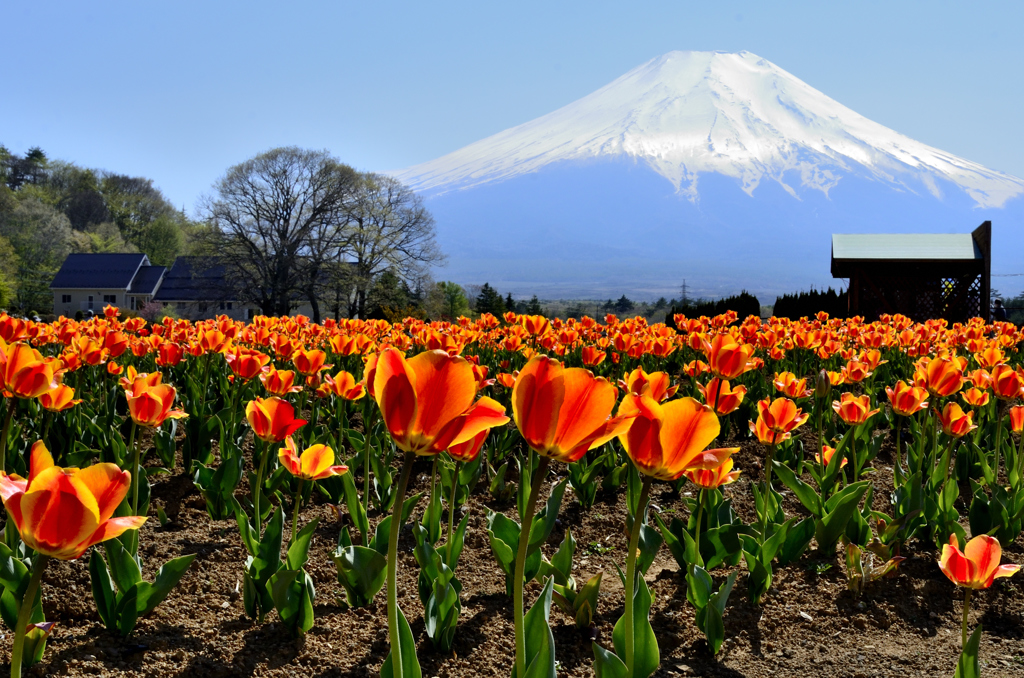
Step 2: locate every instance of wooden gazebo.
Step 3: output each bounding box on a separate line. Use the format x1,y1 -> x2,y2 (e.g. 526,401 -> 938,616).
831,221 -> 991,322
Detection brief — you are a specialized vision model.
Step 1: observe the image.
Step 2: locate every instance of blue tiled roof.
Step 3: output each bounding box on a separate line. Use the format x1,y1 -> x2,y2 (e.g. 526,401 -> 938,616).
50,253 -> 149,290
129,266 -> 166,295
152,257 -> 233,302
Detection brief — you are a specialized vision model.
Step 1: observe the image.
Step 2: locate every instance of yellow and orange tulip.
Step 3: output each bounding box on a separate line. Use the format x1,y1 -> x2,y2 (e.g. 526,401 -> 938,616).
0,442 -> 146,560
512,355 -> 632,464
278,437 -> 347,481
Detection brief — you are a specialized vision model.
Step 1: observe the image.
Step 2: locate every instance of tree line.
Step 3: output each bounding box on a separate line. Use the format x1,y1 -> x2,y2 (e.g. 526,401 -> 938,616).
0,145 -> 447,323
0,146 -> 199,313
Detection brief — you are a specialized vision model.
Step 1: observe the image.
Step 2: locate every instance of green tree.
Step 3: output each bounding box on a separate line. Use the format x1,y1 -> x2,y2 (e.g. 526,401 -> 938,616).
504,292 -> 514,314
433,281 -> 469,320
366,269 -> 413,319
136,214 -> 185,266
526,295 -> 543,315
0,197 -> 73,311
614,295 -> 634,314
475,282 -> 504,315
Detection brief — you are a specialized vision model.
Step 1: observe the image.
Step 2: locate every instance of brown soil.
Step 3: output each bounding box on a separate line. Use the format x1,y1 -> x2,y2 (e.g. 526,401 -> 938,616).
7,433 -> 1024,678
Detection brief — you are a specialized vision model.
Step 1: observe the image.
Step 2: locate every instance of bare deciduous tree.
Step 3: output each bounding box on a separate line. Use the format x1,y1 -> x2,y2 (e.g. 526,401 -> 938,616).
341,173 -> 445,319
200,147 -> 358,319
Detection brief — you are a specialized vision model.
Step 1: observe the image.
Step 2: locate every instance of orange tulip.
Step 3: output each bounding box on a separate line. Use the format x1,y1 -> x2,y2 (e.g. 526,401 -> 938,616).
292,348 -> 329,376
1011,405 -> 1024,434
127,384 -> 188,428
885,381 -> 929,417
825,370 -> 846,386
621,368 -> 677,402
495,372 -> 516,389
448,429 -> 489,463
317,370 -> 366,400
832,393 -> 880,426
580,346 -> 606,367
246,396 -> 307,443
120,369 -> 163,398
916,356 -> 964,398
260,367 -> 303,396
962,388 -> 990,408
965,369 -> 992,390
697,377 -> 746,416
225,348 -> 271,381
938,402 -> 977,439
682,456 -> 741,489
749,397 -> 808,445
990,364 -> 1024,401
38,384 -> 81,412
0,442 -> 146,560
1,343 -> 60,399
374,348 -> 509,456
278,437 -> 347,481
155,342 -> 185,367
815,445 -> 847,469
512,355 -> 633,464
617,393 -> 737,481
702,335 -> 756,380
841,360 -> 873,384
682,360 -> 709,377
939,534 -> 1020,590
773,372 -> 812,399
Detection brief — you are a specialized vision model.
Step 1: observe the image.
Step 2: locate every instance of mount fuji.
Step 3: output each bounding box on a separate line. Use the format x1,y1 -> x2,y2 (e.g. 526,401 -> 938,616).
394,51 -> 1024,301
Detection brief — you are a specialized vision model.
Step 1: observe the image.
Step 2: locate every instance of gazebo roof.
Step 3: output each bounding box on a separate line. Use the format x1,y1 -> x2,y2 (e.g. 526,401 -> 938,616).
831,233 -> 982,262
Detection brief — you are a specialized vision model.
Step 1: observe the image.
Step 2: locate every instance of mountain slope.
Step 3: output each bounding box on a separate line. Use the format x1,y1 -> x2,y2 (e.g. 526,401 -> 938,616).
394,51 -> 1024,300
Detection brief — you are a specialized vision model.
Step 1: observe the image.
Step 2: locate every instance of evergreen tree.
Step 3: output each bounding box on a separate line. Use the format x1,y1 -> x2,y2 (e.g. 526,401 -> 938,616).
504,292 -> 515,314
614,295 -> 634,314
476,282 -> 505,315
526,295 -> 543,315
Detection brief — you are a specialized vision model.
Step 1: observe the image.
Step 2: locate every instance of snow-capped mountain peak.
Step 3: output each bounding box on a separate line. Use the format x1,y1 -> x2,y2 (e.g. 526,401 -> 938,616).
396,50 -> 1023,208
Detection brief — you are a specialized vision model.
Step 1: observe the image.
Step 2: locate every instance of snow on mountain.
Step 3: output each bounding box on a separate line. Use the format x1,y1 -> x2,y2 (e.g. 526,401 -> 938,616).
393,51 -> 1024,301
397,51 -> 1024,208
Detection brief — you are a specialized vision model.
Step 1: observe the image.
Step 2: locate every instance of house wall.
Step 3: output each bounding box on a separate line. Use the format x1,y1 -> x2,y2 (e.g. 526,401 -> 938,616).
51,288 -> 149,317
160,300 -> 260,322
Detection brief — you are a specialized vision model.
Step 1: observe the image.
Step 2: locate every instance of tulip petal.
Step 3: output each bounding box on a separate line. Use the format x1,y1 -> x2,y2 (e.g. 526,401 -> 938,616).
964,535 -> 1001,586
300,444 -> 335,479
939,537 -> 971,586
408,350 -> 476,441
72,463 -> 131,524
659,397 -> 721,473
513,356 -> 564,452
553,368 -> 618,452
81,515 -> 148,556
28,441 -> 55,487
20,469 -> 100,558
374,349 -> 418,449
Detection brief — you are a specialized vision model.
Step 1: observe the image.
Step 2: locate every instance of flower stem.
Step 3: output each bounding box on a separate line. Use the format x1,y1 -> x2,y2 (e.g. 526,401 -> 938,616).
692,488 -> 705,566
513,455 -> 550,678
446,460 -> 461,565
0,398 -> 17,474
362,398 -> 372,545
252,439 -> 268,539
625,474 -> 653,677
993,401 -> 1006,484
291,479 -> 304,547
10,554 -> 47,678
129,421 -> 140,516
962,588 -> 972,648
387,451 -> 416,678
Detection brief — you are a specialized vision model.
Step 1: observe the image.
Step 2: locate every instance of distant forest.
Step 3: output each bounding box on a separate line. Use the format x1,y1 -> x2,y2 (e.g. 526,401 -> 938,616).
0,145 -> 200,314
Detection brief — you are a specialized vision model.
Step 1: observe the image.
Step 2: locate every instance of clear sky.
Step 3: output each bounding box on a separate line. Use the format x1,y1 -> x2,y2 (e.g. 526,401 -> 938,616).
3,1 -> 1022,214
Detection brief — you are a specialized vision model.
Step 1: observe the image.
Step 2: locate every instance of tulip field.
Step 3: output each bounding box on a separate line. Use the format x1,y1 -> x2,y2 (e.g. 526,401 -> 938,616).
0,307 -> 1023,677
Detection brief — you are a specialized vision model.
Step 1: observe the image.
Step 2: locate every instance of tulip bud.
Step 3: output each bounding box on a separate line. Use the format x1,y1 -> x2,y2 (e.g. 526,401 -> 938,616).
815,369 -> 831,399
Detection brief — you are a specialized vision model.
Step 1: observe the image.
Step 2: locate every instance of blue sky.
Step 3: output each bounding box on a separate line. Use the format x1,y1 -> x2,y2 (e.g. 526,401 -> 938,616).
3,1 -> 1022,214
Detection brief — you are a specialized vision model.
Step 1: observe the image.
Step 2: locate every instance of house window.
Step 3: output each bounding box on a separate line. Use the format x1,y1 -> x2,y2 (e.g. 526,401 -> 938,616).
198,303 -> 208,312
176,302 -> 185,309
61,294 -> 71,304
103,294 -> 116,304
88,296 -> 93,302
227,302 -> 233,310
247,308 -> 256,320
219,302 -> 225,310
